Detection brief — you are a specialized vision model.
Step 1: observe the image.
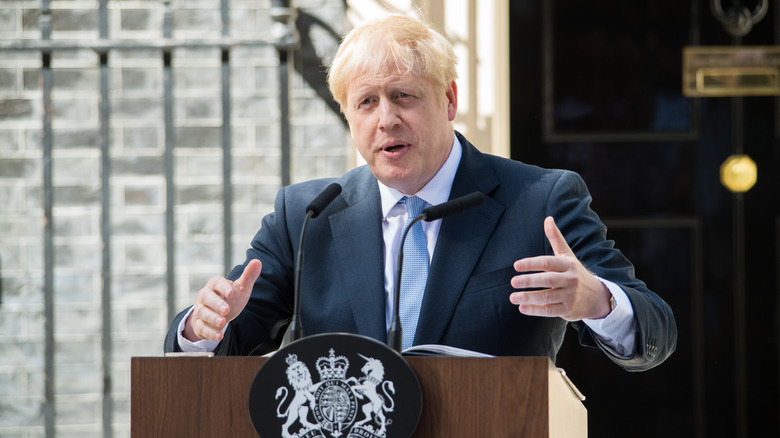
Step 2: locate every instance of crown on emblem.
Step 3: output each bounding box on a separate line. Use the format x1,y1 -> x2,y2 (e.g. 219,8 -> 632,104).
316,349 -> 349,380
285,354 -> 299,366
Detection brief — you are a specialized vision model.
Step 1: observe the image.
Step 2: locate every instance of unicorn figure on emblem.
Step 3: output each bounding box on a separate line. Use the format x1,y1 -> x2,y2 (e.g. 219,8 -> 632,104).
347,354 -> 396,436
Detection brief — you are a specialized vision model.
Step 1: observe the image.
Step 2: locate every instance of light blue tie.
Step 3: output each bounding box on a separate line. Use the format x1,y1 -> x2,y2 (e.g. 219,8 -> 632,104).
399,196 -> 429,350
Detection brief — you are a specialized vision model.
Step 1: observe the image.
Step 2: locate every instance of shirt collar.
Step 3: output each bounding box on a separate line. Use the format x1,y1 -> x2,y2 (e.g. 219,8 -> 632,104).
379,134 -> 463,220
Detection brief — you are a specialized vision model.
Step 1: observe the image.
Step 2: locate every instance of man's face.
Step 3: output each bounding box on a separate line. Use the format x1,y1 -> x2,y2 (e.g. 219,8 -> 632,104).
343,67 -> 457,195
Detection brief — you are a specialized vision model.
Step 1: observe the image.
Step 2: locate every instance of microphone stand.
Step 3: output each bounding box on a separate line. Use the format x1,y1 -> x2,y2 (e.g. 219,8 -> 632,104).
282,182 -> 342,346
284,209 -> 314,344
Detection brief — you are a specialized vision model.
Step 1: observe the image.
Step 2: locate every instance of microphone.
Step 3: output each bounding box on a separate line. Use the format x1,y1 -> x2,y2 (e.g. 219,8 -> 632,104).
306,182 -> 343,218
387,191 -> 485,353
421,191 -> 485,221
284,182 -> 342,345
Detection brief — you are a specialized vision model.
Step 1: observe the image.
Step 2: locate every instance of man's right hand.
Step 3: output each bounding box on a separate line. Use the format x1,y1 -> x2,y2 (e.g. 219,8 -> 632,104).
182,259 -> 263,342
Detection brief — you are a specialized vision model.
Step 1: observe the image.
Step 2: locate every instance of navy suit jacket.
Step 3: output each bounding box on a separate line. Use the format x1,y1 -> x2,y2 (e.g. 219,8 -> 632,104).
165,132 -> 676,372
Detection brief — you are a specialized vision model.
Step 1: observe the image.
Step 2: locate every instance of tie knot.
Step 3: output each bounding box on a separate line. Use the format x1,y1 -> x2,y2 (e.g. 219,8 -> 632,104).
401,195 -> 426,218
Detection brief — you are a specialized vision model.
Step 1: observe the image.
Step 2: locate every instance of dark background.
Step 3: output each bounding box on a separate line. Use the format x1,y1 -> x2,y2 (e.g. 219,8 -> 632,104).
509,1 -> 780,437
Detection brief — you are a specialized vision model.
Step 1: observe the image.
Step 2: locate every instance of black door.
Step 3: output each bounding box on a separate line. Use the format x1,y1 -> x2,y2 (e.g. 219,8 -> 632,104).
510,1 -> 779,437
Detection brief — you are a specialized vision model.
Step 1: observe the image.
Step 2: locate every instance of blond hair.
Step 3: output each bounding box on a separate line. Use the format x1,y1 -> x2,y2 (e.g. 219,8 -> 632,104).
327,14 -> 458,111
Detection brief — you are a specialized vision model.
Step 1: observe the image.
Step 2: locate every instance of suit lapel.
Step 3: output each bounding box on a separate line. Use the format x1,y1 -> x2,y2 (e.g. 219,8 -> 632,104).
414,135 -> 505,345
329,168 -> 388,341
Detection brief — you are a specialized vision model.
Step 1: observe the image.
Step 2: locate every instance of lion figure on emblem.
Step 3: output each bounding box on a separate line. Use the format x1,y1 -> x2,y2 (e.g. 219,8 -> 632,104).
276,354 -> 320,438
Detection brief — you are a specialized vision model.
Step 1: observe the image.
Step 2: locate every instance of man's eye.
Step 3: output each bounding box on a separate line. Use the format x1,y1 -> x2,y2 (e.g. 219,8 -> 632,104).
398,92 -> 410,98
360,97 -> 372,106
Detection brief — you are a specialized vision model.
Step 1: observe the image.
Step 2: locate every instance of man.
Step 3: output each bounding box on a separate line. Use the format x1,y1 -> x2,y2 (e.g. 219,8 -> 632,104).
165,13 -> 676,372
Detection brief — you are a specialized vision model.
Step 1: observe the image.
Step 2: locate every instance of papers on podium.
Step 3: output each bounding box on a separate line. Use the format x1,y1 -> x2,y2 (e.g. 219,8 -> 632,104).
401,344 -> 495,358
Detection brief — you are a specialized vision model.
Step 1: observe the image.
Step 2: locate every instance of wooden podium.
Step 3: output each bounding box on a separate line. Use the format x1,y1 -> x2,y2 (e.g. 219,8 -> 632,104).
131,356 -> 586,437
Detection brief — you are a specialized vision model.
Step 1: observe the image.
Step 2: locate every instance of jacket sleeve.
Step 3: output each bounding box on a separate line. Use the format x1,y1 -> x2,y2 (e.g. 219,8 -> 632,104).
548,170 -> 678,372
163,184 -> 301,356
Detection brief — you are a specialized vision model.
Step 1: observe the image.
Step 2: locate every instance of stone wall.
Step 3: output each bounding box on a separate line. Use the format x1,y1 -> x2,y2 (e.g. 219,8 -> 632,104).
0,1 -> 349,436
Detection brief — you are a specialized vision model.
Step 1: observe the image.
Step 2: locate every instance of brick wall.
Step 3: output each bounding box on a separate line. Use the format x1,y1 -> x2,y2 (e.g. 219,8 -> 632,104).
0,1 -> 349,436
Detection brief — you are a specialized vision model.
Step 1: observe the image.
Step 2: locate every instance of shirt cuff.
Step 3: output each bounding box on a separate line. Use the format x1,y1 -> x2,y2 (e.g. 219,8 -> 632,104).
176,307 -> 224,353
582,277 -> 637,357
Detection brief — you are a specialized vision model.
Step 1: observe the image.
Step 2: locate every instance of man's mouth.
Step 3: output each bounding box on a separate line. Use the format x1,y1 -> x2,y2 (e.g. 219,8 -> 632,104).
385,144 -> 405,152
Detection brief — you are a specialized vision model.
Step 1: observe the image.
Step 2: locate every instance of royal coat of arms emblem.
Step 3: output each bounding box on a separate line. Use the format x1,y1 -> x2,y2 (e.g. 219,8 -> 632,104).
249,333 -> 422,438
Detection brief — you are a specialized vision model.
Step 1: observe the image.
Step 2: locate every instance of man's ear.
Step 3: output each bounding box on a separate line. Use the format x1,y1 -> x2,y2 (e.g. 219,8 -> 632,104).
446,80 -> 458,121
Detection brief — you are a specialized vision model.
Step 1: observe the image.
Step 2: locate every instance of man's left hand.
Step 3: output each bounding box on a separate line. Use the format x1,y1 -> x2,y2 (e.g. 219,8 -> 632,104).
509,216 -> 612,321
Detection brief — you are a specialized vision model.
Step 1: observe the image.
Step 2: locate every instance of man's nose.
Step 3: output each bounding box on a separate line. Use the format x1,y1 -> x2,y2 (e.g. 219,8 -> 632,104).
377,100 -> 401,130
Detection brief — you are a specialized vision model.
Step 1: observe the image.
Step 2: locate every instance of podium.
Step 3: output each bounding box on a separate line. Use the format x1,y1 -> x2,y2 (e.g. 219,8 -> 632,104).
131,356 -> 586,437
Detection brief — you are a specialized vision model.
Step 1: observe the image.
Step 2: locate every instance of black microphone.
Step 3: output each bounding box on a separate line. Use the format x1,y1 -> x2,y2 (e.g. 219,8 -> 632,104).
387,191 -> 485,353
421,191 -> 484,221
306,182 -> 342,218
284,182 -> 342,345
